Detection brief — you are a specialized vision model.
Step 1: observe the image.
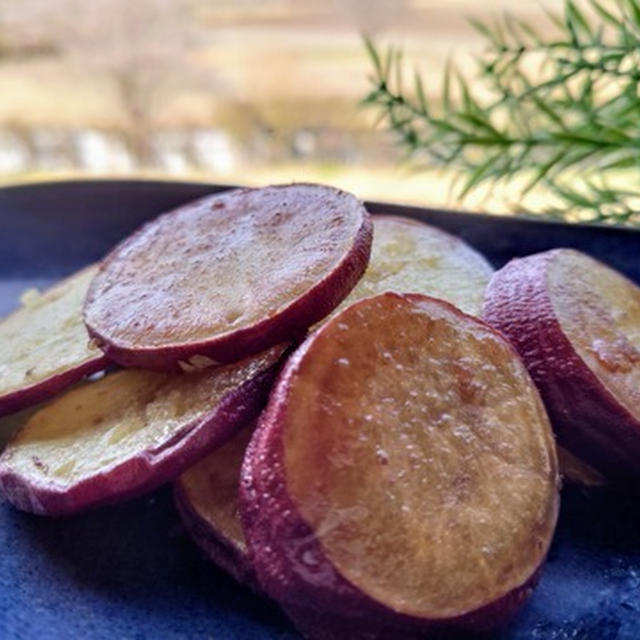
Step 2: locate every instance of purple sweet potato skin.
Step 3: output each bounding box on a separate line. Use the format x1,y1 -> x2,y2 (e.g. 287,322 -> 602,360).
239,300 -> 549,635
0,354 -> 109,418
0,360 -> 282,516
483,250 -> 640,479
283,595 -> 544,640
283,604 -> 426,640
84,185 -> 373,372
0,264 -> 110,417
173,480 -> 259,590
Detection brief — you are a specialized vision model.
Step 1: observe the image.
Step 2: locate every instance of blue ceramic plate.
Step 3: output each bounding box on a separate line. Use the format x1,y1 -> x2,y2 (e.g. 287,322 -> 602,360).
0,180 -> 639,639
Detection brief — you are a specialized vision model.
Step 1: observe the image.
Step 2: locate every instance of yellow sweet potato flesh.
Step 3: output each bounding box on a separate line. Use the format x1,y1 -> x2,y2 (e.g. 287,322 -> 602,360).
2,346 -> 283,488
0,267 -> 102,398
178,425 -> 253,554
338,216 -> 493,316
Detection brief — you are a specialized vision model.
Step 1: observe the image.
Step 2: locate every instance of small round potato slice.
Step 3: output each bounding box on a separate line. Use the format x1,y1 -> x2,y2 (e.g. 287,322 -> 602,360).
84,184 -> 372,371
240,293 -> 559,634
484,249 -> 640,479
0,345 -> 285,515
174,422 -> 257,588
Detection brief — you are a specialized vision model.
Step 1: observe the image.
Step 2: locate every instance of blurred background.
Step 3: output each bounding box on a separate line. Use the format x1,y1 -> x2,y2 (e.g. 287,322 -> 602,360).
0,0 -> 560,207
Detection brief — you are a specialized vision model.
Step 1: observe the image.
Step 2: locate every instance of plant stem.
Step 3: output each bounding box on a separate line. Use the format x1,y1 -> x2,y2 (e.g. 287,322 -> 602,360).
363,0 -> 640,225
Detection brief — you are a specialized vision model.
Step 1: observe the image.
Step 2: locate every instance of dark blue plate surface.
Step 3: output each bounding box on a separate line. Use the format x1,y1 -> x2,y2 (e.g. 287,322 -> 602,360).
0,180 -> 639,639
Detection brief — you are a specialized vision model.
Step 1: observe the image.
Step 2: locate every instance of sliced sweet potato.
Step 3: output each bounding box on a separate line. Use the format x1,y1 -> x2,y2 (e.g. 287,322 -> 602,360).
0,345 -> 286,516
338,215 -> 494,316
483,249 -> 640,479
174,422 -> 258,588
174,425 -> 429,640
84,184 -> 372,371
0,266 -> 108,416
240,293 -> 559,634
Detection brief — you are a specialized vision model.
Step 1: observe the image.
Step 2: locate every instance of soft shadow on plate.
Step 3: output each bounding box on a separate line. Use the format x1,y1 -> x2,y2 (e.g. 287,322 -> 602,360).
509,485 -> 640,640
1,472 -> 640,639
0,485 -> 298,639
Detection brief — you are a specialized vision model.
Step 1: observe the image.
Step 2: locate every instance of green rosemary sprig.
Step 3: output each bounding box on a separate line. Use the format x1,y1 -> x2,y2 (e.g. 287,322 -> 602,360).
363,0 -> 640,225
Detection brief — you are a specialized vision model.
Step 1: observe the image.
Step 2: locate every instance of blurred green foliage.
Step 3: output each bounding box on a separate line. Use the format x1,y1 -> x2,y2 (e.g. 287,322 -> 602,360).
364,0 -> 640,225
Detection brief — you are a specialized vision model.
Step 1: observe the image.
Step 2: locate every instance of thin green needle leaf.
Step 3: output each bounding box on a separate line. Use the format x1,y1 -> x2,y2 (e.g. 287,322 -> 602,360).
469,17 -> 503,49
516,17 -> 543,44
443,58 -> 453,113
458,154 -> 502,198
567,0 -> 593,36
382,45 -> 394,83
414,71 -> 429,116
597,153 -> 639,170
543,7 -> 566,30
529,93 -> 568,130
522,148 -> 568,193
362,35 -> 383,78
394,49 -> 404,96
627,0 -> 640,28
587,0 -> 623,27
456,112 -> 504,138
549,182 -> 595,208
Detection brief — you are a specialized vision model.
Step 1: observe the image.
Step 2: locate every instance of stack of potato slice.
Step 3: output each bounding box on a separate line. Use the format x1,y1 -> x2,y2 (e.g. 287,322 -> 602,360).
2,182 -> 638,638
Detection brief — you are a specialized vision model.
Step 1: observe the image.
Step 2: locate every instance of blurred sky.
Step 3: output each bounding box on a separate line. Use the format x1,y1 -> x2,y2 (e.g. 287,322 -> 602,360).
0,0 -> 564,207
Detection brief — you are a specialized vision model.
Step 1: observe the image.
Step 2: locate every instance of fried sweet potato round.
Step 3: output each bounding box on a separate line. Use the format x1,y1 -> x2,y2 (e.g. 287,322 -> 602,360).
240,293 -> 559,633
483,249 -> 640,479
84,184 -> 372,370
338,215 -> 493,316
0,345 -> 285,515
0,266 -> 108,416
174,422 -> 257,588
